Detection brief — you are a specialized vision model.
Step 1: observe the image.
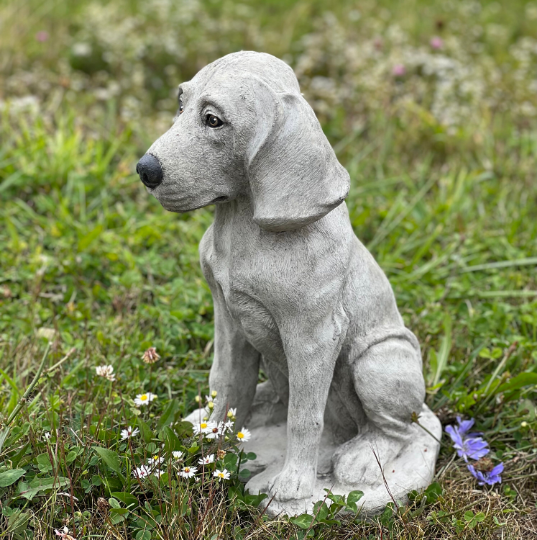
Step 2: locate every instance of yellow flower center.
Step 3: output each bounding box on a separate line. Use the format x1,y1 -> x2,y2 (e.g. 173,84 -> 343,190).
218,472 -> 224,478
184,468 -> 190,472
200,423 -> 207,429
140,395 -> 148,401
237,432 -> 244,439
152,455 -> 158,461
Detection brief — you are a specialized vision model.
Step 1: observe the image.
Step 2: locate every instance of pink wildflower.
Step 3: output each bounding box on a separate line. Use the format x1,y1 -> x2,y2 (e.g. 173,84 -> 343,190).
392,64 -> 406,77
36,31 -> 49,42
430,36 -> 443,50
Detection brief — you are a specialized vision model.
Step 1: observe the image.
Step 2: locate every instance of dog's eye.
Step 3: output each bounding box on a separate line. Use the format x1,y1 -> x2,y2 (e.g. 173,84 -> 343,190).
178,98 -> 184,114
206,114 -> 223,128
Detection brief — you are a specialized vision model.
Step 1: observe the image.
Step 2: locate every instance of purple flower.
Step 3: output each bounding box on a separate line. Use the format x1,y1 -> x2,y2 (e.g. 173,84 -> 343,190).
445,423 -> 489,462
467,462 -> 503,486
455,416 -> 481,439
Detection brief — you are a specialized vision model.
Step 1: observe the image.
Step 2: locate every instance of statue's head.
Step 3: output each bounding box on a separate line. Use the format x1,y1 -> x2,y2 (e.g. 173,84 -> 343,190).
136,51 -> 349,232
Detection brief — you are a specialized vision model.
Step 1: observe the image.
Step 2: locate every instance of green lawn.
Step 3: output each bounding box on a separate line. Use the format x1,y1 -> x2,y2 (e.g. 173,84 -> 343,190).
1,0 -> 536,538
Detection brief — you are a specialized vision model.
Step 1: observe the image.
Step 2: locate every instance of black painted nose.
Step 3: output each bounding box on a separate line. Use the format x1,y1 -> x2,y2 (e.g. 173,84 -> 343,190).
136,154 -> 163,189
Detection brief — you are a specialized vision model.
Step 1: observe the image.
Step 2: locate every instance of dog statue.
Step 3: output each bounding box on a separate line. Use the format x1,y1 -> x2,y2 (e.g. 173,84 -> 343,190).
137,51 -> 441,515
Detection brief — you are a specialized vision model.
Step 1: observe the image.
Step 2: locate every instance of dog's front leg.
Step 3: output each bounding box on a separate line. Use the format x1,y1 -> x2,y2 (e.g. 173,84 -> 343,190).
268,311 -> 348,502
206,289 -> 261,429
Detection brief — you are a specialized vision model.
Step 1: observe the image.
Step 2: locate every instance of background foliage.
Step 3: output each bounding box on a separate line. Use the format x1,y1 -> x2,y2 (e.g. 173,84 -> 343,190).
0,0 -> 536,538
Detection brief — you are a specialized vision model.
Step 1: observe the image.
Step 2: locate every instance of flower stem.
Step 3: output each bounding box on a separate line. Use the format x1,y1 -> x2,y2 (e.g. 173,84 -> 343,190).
414,418 -> 443,446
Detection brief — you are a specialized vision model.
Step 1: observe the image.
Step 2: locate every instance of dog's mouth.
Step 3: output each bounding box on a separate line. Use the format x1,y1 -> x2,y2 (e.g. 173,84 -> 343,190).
153,191 -> 231,213
211,196 -> 229,204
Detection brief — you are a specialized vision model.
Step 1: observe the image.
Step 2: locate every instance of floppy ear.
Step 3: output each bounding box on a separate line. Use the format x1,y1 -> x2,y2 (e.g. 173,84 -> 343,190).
247,91 -> 350,232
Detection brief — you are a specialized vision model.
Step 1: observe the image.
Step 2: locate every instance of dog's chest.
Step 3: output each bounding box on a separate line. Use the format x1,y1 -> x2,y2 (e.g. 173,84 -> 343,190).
201,225 -> 280,352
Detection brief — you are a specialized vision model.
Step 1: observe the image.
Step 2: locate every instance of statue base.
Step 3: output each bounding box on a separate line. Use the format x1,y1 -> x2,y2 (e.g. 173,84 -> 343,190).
243,386 -> 442,517
184,383 -> 442,517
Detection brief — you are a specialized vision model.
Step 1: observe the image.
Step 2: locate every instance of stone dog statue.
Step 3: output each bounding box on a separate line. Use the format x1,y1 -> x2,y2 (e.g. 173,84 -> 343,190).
137,51 -> 441,515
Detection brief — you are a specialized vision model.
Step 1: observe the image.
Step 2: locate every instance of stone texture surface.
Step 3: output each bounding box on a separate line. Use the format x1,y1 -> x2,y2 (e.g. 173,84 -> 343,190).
140,51 -> 441,516
244,385 -> 441,517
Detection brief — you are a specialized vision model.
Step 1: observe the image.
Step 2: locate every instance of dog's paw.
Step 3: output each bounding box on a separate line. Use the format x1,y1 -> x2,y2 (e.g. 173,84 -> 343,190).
333,431 -> 404,487
268,465 -> 315,502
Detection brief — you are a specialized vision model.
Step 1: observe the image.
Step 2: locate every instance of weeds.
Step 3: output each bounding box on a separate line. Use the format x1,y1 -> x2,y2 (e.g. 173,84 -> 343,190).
1,0 -> 536,538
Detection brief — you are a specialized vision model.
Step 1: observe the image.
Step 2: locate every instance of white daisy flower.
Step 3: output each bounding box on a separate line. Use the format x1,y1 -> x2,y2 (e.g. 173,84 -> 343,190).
193,421 -> 215,435
134,392 -> 157,406
44,432 -> 51,441
236,427 -> 251,443
95,365 -> 116,381
206,422 -> 225,439
152,469 -> 164,477
179,466 -> 198,478
198,454 -> 215,465
226,408 -> 237,419
224,420 -> 234,432
147,455 -> 164,467
120,426 -> 140,440
172,451 -> 184,460
133,465 -> 151,479
213,469 -> 231,481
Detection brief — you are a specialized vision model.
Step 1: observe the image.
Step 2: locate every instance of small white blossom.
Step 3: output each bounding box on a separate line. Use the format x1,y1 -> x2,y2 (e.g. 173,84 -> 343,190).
134,392 -> 157,406
37,327 -> 57,341
226,408 -> 237,419
193,421 -> 215,435
133,465 -> 151,479
44,432 -> 51,441
172,451 -> 184,460
198,454 -> 215,465
57,492 -> 79,501
121,426 -> 139,440
236,427 -> 251,443
179,466 -> 198,478
224,420 -> 235,432
54,527 -> 76,540
206,422 -> 226,440
147,455 -> 164,467
95,365 -> 116,381
213,469 -> 231,481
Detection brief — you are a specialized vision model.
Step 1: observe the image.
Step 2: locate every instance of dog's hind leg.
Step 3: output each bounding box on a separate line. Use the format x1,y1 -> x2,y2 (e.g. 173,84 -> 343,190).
332,332 -> 425,487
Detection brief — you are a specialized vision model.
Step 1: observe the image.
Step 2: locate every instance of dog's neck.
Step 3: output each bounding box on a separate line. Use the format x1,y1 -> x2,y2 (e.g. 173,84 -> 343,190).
213,194 -> 254,229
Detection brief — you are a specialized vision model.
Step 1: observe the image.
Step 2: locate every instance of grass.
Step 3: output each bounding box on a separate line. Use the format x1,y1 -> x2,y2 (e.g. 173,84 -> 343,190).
1,0 -> 537,538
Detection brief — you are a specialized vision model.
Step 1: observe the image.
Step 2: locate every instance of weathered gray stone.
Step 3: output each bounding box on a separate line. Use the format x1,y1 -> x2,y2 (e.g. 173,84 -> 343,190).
138,51 -> 441,516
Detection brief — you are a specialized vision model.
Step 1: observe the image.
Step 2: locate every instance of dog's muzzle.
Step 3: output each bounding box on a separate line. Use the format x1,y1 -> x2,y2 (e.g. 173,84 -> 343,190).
136,154 -> 163,189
